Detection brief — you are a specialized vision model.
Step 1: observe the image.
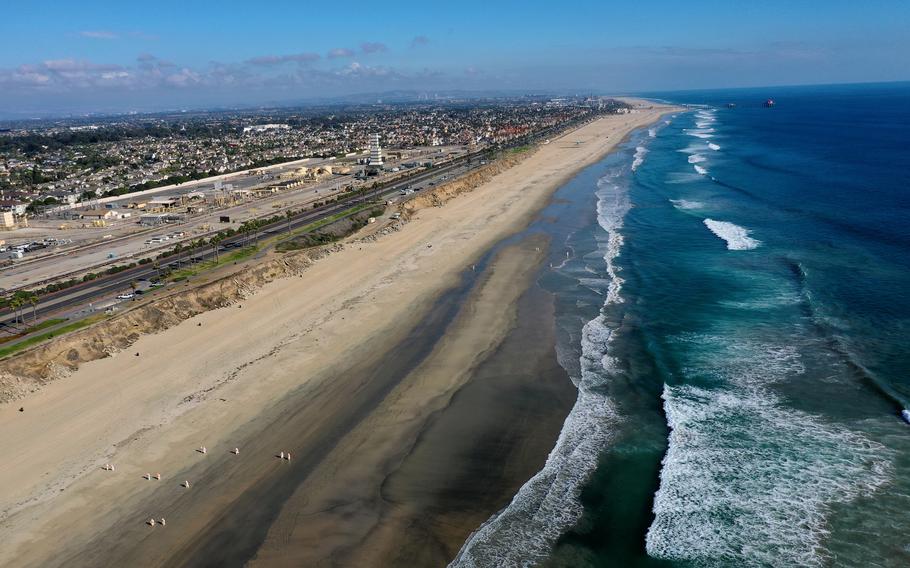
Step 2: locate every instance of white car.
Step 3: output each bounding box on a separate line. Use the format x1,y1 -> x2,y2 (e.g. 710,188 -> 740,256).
116,293 -> 135,300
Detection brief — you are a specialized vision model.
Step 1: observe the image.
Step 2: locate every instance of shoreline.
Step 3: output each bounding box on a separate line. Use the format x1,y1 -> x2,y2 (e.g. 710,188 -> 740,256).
0,105 -> 677,567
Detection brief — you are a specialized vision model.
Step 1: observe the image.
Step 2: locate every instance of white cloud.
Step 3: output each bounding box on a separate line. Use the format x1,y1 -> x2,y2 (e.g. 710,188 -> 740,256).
79,30 -> 118,40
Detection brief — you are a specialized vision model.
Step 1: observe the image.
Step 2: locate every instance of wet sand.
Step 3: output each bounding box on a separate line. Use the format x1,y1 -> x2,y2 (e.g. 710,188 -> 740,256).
0,106 -> 676,568
353,283 -> 577,566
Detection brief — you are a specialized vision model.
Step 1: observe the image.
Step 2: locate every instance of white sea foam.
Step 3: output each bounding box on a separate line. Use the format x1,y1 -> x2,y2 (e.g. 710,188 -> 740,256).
670,199 -> 703,211
451,171 -> 630,568
707,142 -> 721,151
646,335 -> 892,567
703,219 -> 760,250
687,154 -> 707,164
631,145 -> 649,171
693,164 -> 708,175
686,130 -> 714,139
648,128 -> 657,138
695,120 -> 714,129
578,277 -> 611,294
720,290 -> 802,310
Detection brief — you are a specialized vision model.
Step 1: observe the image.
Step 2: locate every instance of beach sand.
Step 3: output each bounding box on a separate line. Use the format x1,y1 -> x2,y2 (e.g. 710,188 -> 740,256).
0,105 -> 673,567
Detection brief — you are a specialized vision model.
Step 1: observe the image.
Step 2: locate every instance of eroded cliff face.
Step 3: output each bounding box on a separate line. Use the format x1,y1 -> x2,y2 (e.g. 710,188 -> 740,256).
0,246 -> 339,403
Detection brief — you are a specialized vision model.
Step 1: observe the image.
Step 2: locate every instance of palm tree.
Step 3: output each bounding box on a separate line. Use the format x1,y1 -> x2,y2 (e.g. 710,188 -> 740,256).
8,296 -> 22,326
1,294 -> 11,326
28,293 -> 38,323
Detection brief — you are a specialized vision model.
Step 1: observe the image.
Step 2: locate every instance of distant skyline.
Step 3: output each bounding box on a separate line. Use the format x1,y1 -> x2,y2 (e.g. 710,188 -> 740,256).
1,0 -> 908,116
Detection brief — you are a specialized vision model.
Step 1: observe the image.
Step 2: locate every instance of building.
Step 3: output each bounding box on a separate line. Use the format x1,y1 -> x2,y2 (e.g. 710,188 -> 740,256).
1,211 -> 16,230
148,197 -> 179,209
242,124 -> 291,135
0,200 -> 28,216
75,208 -> 115,220
139,213 -> 183,225
368,133 -> 383,166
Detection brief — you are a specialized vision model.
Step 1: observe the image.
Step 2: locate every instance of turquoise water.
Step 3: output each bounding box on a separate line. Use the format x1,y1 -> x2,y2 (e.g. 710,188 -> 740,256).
454,82 -> 910,567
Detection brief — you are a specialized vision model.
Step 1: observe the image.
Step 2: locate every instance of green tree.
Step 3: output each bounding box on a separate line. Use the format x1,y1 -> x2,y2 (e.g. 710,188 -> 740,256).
28,293 -> 39,323
8,296 -> 22,325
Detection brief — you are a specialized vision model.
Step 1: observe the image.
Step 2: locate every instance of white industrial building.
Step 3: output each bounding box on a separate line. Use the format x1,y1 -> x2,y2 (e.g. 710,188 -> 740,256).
368,133 -> 383,166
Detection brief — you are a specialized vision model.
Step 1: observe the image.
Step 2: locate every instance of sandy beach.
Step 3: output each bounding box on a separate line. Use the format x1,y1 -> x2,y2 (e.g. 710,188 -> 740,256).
0,105 -> 673,567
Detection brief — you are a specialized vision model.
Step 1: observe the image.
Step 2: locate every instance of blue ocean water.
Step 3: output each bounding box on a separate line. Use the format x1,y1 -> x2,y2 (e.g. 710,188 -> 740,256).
454,82 -> 910,567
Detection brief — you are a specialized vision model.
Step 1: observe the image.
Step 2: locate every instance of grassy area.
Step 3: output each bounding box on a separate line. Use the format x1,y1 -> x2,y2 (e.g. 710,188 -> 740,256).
0,315 -> 107,360
27,318 -> 68,333
278,203 -> 375,243
167,245 -> 259,282
507,144 -> 532,154
0,318 -> 69,345
165,203 -> 378,280
275,203 -> 378,252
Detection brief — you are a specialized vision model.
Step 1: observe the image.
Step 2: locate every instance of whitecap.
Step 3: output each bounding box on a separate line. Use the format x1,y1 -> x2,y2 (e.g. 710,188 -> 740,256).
648,128 -> 657,138
707,142 -> 721,151
646,336 -> 892,567
693,164 -> 708,175
686,130 -> 714,139
687,154 -> 707,164
703,218 -> 760,250
670,199 -> 703,211
631,145 -> 649,171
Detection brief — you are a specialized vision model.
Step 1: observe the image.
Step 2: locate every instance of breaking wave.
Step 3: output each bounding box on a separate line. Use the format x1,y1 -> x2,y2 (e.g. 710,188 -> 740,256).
646,336 -> 892,567
632,146 -> 649,171
703,219 -> 760,250
670,199 -> 703,211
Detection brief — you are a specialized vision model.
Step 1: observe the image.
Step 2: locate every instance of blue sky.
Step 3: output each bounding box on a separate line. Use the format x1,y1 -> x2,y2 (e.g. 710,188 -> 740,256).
1,0 -> 908,115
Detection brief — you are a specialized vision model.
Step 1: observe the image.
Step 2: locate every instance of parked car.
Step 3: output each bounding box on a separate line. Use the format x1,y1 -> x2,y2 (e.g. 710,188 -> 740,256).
116,293 -> 135,300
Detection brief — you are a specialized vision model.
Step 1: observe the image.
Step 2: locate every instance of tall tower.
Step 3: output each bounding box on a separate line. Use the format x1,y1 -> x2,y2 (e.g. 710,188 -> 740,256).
368,133 -> 383,166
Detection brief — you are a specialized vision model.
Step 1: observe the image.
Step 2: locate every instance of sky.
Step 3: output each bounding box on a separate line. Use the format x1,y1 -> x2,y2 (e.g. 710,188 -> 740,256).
1,0 -> 908,116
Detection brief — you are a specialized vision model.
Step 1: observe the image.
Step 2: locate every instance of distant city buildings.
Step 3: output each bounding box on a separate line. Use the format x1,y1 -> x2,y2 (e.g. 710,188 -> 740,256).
0,97 -> 629,218
243,124 -> 291,134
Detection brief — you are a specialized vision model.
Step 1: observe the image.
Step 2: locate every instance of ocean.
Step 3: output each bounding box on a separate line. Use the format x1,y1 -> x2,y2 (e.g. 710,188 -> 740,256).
453,82 -> 910,567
